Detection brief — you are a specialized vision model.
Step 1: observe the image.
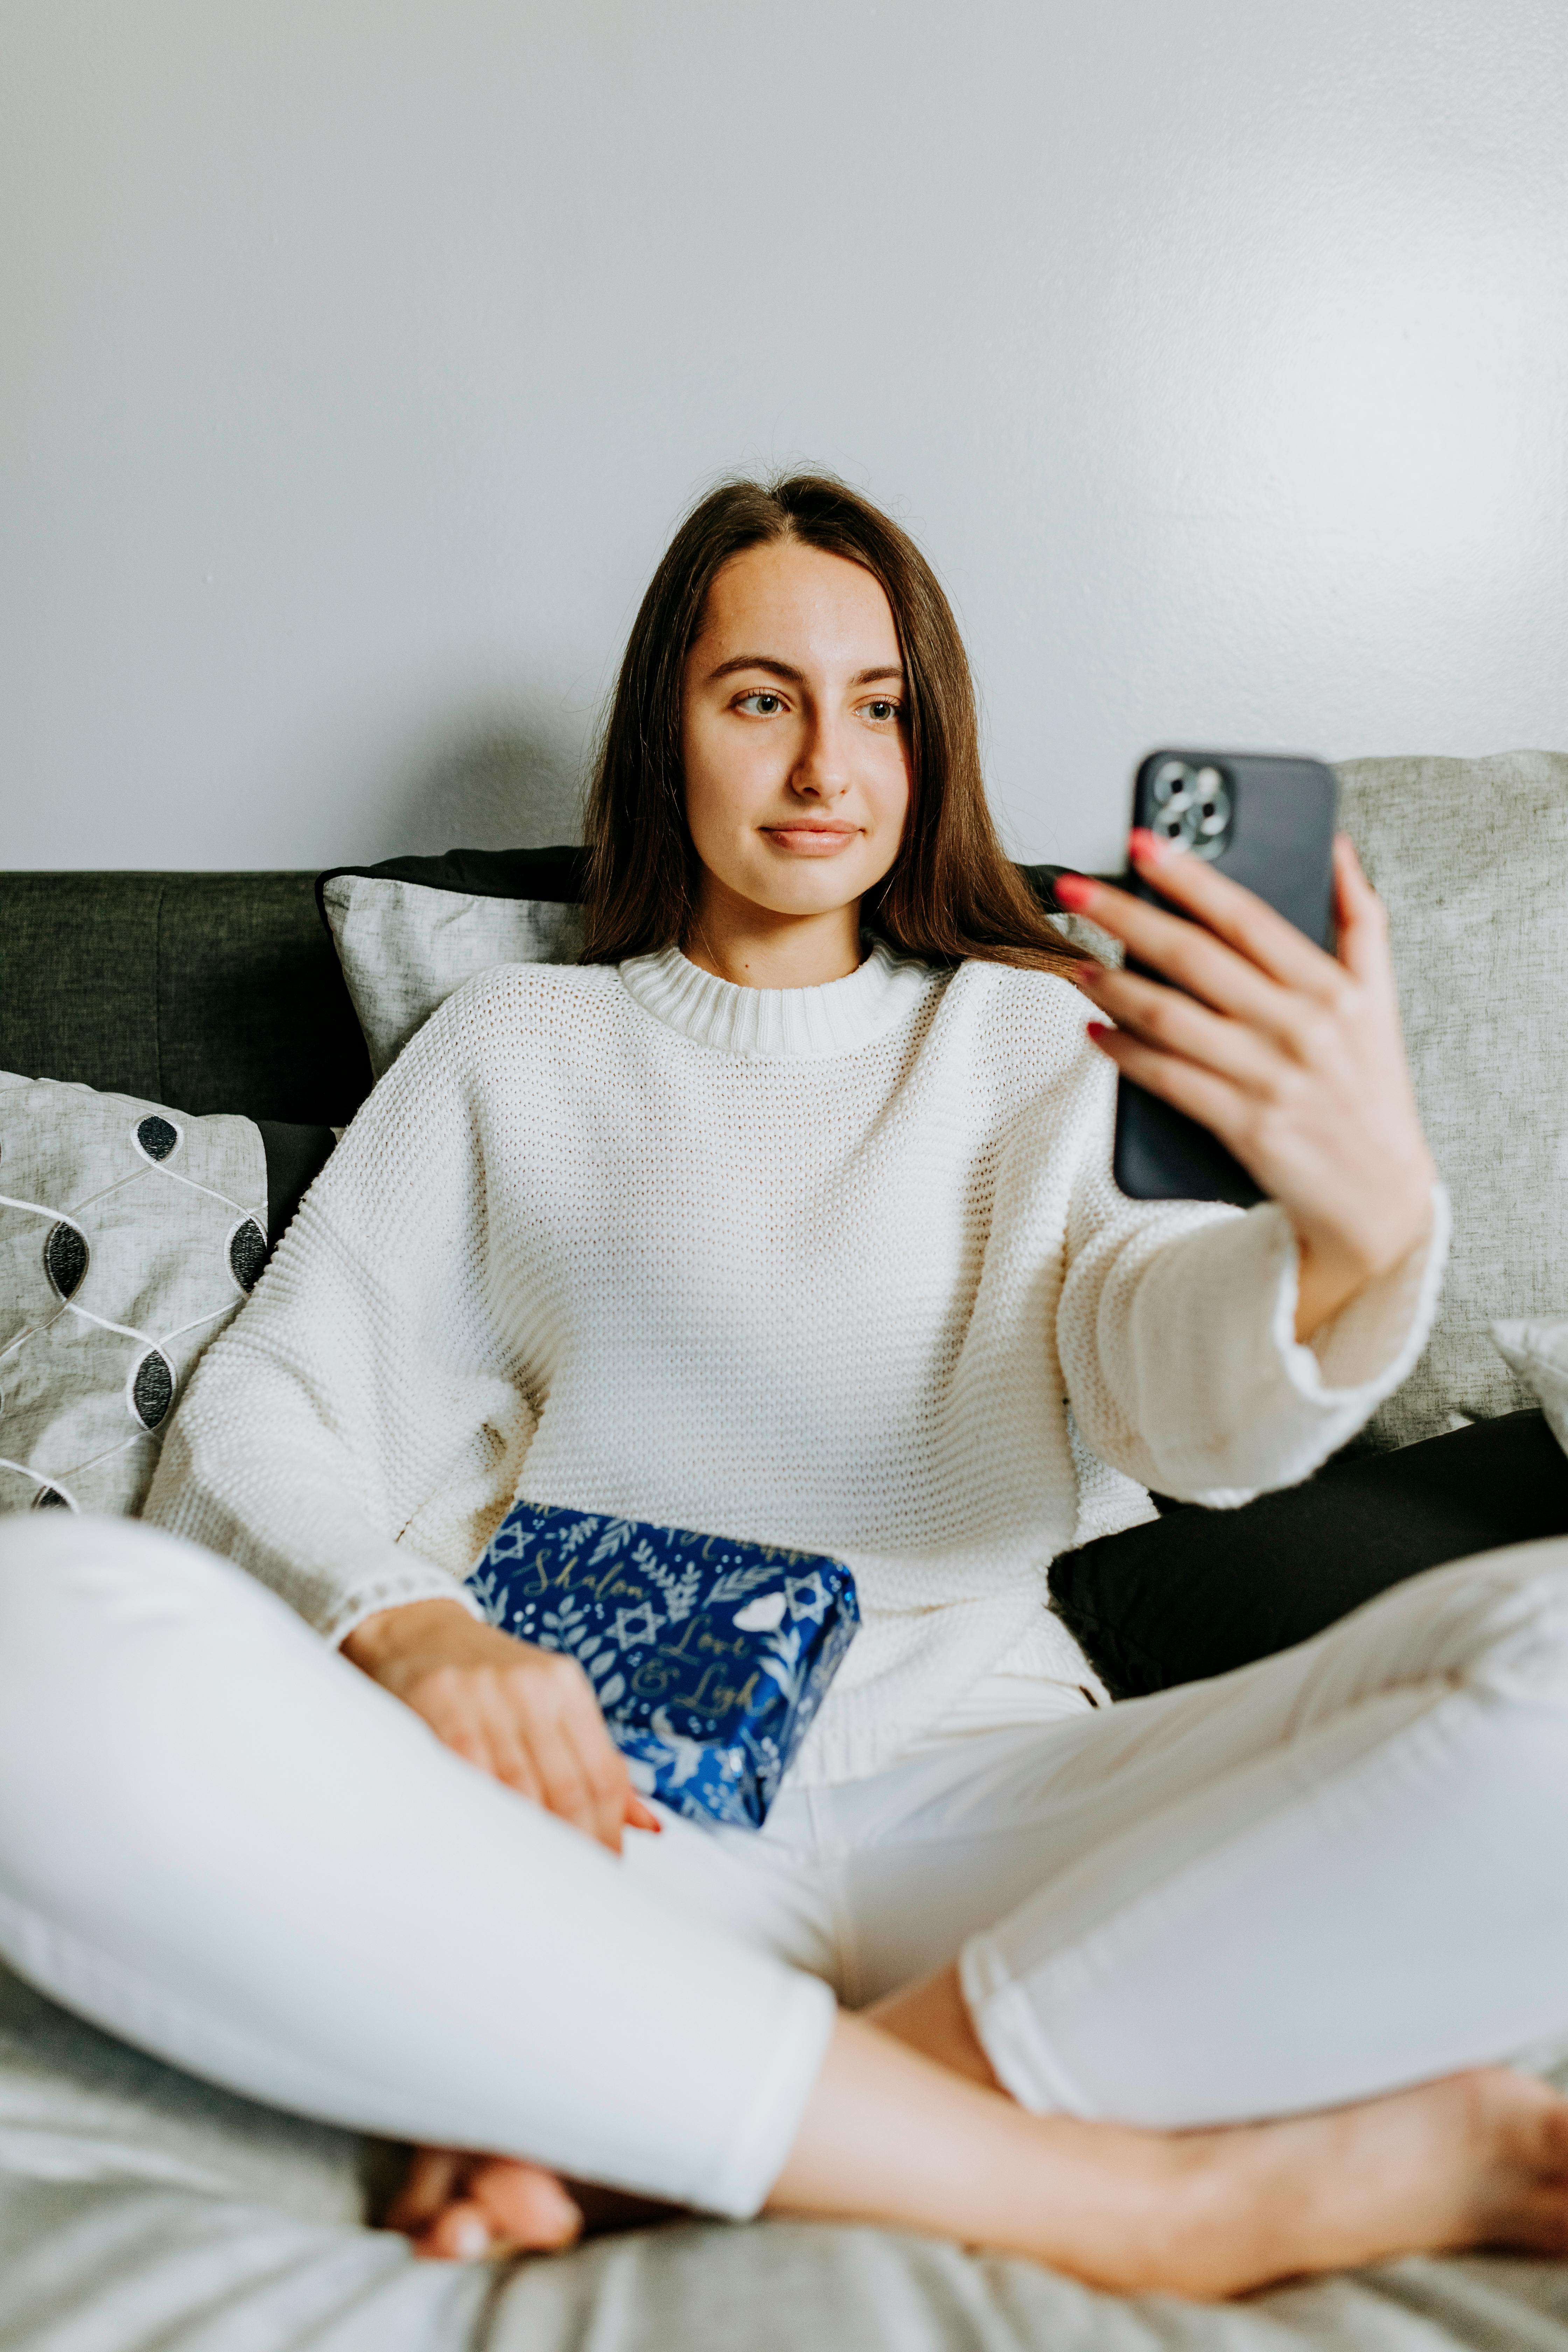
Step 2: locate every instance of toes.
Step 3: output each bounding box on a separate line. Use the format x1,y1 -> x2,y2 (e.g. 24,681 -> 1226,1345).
414,2197 -> 496,2262
469,2159 -> 583,2250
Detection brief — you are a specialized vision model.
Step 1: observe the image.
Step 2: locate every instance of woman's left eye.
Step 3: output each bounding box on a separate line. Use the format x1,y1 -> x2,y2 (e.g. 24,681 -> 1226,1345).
860,699 -> 900,723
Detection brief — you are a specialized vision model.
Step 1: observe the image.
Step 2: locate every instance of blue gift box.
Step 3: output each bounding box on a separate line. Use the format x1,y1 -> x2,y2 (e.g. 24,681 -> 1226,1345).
466,1504 -> 860,1829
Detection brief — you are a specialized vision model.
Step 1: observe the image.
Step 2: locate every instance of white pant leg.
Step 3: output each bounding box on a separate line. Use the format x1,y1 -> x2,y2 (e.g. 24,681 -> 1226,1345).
954,1539 -> 1568,2126
0,1513 -> 834,2218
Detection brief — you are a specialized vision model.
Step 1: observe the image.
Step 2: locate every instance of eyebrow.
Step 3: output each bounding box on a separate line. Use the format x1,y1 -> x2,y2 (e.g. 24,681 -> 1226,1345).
706,655 -> 905,688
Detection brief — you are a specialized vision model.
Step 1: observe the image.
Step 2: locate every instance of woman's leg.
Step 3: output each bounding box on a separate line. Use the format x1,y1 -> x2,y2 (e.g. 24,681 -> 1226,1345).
0,1512 -> 834,2219
861,1539 -> 1568,2129
10,1515 -> 1568,2299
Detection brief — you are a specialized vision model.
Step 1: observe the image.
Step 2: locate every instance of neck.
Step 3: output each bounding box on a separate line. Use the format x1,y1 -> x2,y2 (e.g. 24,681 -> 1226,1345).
683,881 -> 864,989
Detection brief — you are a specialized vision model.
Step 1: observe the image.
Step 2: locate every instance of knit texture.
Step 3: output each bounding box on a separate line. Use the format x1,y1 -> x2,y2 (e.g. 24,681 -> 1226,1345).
146,943 -> 1447,1785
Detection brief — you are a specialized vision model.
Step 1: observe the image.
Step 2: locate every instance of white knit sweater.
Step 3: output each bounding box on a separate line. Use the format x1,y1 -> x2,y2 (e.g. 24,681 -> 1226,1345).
146,943 -> 1446,1786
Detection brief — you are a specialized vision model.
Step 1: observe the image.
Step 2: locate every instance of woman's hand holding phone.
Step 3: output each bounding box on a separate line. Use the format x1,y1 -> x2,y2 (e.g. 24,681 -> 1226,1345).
1056,830 -> 1437,1345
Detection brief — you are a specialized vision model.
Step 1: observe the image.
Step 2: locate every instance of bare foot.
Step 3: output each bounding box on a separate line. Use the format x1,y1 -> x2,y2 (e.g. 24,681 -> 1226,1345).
770,2006 -> 1568,2299
384,2146 -> 681,2261
1116,2066 -> 1568,2298
384,2146 -> 583,2261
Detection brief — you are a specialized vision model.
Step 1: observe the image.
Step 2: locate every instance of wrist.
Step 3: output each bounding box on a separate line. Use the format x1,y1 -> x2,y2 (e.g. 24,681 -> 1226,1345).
1292,1178 -> 1435,1345
341,1595 -> 475,1677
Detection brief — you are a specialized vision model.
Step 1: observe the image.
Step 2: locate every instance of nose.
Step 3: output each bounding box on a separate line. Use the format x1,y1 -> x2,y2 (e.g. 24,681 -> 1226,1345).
790,706 -> 852,803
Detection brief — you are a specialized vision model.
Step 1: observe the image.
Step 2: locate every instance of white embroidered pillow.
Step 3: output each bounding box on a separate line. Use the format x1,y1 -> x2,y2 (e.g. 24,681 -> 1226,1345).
0,1073 -> 267,1516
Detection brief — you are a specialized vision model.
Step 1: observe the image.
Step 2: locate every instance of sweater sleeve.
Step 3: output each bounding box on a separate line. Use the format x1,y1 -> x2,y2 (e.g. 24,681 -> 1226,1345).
143,981 -> 536,1643
1056,1055 -> 1449,1506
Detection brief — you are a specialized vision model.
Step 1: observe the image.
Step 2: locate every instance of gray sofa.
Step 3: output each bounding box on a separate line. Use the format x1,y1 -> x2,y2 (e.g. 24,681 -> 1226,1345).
2,748 -> 1567,2350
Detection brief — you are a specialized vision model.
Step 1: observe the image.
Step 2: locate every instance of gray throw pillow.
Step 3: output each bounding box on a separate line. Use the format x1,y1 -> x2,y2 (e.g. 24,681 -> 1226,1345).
1493,1318 -> 1568,1464
320,868 -> 584,1078
1338,750 -> 1568,1448
0,1073 -> 267,1516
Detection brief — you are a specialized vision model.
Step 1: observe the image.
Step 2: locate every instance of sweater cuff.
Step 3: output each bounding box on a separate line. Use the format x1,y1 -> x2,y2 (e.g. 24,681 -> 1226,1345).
324,1568 -> 485,1651
1273,1180 -> 1450,1411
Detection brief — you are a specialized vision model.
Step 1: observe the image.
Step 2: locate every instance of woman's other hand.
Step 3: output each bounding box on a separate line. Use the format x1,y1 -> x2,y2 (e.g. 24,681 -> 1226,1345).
1057,831 -> 1436,1344
341,1599 -> 661,1853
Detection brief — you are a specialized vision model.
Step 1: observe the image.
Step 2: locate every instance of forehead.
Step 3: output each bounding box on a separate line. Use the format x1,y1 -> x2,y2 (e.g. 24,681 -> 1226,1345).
695,540 -> 899,667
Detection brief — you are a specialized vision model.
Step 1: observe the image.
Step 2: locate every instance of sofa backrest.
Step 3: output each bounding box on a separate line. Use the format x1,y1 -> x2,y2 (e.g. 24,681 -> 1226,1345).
0,872 -> 372,1125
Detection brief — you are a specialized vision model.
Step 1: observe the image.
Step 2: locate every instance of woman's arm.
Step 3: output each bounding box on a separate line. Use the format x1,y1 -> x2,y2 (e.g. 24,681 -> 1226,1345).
1053,833 -> 1446,1504
145,971 -> 653,1849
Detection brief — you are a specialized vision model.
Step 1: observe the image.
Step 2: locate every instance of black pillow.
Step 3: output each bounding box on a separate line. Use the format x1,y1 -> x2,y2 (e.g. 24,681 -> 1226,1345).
1050,1409 -> 1568,1700
255,1120 -> 336,1250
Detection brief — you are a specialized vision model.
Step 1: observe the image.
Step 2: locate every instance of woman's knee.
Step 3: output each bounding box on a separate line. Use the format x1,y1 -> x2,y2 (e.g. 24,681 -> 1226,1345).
0,1512 -> 251,1684
1342,1534 -> 1568,1702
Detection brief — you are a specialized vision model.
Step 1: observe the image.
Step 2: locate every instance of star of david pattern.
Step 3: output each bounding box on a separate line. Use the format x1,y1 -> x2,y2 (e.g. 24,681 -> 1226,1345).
0,1073 -> 269,1517
467,1501 -> 860,1828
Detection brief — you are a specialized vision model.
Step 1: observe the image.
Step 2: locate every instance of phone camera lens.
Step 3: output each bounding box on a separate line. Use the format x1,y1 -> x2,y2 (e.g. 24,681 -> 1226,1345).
1188,768 -> 1232,860
1144,758 -> 1232,860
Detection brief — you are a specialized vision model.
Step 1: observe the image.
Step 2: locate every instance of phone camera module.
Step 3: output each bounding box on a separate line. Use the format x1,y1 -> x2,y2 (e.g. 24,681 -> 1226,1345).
1148,759 -> 1232,862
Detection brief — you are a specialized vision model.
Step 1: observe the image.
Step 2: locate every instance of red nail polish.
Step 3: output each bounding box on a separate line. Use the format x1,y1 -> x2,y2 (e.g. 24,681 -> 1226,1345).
1053,872 -> 1094,909
1074,960 -> 1101,986
1086,1020 -> 1111,1040
1128,826 -> 1171,862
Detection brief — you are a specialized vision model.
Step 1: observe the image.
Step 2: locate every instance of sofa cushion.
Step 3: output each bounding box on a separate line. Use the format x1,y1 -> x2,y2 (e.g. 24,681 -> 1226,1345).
1338,750 -> 1568,1448
0,1072 -> 268,1516
5,1954 -> 1568,2352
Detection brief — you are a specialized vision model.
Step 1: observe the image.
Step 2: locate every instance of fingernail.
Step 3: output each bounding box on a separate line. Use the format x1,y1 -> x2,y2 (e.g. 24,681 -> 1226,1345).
1074,961 -> 1101,986
1052,872 -> 1094,909
452,2216 -> 491,2260
1086,1021 -> 1111,1041
1129,827 -> 1172,862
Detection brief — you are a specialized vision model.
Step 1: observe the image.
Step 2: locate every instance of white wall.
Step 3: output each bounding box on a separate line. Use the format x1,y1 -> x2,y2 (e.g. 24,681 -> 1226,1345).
4,0 -> 1566,876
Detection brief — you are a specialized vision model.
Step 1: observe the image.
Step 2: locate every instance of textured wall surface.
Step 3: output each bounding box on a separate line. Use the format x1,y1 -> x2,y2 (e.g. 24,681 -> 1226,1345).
4,0 -> 1565,873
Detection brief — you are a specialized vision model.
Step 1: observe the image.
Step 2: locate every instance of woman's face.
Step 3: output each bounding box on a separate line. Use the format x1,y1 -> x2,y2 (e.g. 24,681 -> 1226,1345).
680,539 -> 912,927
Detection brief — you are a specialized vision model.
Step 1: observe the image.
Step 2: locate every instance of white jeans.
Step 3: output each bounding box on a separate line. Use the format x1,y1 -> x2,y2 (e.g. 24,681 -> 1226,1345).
3,1514 -> 1568,2217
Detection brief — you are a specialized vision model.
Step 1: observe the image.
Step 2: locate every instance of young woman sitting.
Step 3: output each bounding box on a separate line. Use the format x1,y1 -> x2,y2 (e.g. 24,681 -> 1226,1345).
4,475 -> 1568,2302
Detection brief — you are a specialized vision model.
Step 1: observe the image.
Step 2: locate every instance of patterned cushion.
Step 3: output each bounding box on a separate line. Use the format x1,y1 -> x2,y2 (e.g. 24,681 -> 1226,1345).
1337,751 -> 1568,1448
0,1073 -> 267,1516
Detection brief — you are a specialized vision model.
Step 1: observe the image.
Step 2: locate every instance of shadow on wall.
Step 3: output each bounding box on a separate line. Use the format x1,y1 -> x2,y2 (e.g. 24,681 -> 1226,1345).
395,716 -> 588,853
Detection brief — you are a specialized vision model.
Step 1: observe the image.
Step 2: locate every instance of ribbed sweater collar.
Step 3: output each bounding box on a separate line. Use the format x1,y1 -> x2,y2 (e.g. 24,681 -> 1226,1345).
618,939 -> 938,1059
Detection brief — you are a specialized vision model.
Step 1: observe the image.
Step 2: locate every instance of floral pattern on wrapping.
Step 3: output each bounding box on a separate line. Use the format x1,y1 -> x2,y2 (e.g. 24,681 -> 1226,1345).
467,1504 -> 859,1828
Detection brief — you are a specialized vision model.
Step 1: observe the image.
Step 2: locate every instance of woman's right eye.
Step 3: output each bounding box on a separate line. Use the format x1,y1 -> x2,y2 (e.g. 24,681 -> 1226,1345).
735,692 -> 784,715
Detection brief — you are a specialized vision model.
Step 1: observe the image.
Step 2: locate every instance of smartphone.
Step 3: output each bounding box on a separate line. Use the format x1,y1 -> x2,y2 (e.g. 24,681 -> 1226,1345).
1111,750 -> 1338,1205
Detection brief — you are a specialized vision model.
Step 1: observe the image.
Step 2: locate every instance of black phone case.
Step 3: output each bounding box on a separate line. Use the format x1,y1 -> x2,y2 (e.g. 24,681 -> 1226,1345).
1111,751 -> 1338,1205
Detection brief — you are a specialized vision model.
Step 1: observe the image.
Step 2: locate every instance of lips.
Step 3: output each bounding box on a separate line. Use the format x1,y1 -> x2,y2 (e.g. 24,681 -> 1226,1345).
762,824 -> 859,853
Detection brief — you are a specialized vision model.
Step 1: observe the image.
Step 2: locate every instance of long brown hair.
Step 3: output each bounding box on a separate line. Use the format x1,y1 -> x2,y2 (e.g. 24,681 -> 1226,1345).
580,474 -> 1079,978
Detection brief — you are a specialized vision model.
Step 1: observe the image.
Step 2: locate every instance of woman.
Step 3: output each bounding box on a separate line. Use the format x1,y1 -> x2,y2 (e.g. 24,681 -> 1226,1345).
4,475 -> 1568,2301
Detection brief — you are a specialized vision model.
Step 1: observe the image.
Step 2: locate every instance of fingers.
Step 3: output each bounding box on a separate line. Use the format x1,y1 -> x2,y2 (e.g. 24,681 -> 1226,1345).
519,1668 -> 628,1852
1128,830 -> 1344,994
1074,961 -> 1278,1092
1058,839 -> 1342,1017
1329,833 -> 1393,986
1087,1020 -> 1250,1143
370,1613 -> 659,1853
